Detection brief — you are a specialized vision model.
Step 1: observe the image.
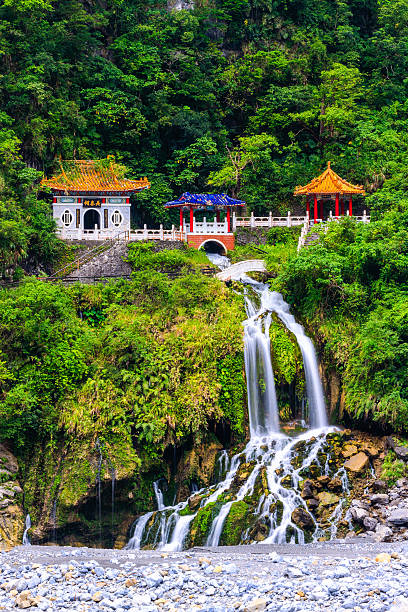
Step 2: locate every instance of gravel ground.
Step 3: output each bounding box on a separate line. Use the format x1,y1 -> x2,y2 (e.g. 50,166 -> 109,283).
2,540 -> 408,611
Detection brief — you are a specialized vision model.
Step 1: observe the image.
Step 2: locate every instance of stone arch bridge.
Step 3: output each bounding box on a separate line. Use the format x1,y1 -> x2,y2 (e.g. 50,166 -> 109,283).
216,259 -> 266,281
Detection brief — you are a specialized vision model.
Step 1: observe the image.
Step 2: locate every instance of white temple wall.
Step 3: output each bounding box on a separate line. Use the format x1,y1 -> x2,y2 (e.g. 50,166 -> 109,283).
53,195 -> 131,240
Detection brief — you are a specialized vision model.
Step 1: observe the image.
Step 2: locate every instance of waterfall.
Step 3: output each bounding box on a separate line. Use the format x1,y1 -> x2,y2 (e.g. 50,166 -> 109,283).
111,467 -> 116,545
260,289 -> 328,429
51,500 -> 57,543
126,512 -> 154,549
244,305 -> 280,436
22,514 -> 31,545
125,266 -> 337,550
95,439 -> 103,545
153,480 -> 165,510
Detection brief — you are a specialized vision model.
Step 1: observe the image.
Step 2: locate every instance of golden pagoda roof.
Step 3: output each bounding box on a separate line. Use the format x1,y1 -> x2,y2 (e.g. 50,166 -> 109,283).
41,158 -> 150,194
294,162 -> 365,196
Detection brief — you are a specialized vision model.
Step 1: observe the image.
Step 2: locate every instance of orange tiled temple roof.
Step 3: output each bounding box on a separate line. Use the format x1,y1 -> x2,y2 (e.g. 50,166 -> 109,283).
294,162 -> 365,196
41,159 -> 150,194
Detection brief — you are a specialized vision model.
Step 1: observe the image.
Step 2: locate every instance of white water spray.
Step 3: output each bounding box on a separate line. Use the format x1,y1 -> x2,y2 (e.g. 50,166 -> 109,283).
22,514 -> 31,546
260,289 -> 327,428
126,259 -> 338,550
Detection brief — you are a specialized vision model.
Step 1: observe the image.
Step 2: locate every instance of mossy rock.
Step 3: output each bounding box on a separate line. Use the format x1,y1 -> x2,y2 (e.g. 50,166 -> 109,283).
281,475 -> 293,489
189,502 -> 218,546
219,501 -> 250,546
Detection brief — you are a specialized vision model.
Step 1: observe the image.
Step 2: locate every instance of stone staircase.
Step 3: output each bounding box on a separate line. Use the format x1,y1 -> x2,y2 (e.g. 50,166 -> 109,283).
303,231 -> 320,248
65,241 -> 131,283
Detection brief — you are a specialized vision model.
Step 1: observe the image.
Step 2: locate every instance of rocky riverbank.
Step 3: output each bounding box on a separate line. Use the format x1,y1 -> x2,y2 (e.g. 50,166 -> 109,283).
2,542 -> 408,611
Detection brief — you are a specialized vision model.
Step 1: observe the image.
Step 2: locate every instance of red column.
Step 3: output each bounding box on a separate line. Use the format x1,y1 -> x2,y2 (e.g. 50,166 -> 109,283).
216,210 -> 220,222
306,197 -> 310,217
314,195 -> 318,224
227,208 -> 231,232
189,206 -> 194,233
341,199 -> 344,216
179,207 -> 183,230
335,194 -> 339,218
349,195 -> 353,216
320,200 -> 323,221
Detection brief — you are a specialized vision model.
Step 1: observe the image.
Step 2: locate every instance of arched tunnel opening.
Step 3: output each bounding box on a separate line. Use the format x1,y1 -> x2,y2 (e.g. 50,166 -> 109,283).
199,240 -> 227,255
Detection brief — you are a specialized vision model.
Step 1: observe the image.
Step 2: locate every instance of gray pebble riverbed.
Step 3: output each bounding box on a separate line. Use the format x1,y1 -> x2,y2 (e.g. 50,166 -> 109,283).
1,541 -> 408,611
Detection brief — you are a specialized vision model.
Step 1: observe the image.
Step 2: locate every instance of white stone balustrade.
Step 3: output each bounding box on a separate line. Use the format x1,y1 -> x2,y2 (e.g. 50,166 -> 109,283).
233,211 -> 306,229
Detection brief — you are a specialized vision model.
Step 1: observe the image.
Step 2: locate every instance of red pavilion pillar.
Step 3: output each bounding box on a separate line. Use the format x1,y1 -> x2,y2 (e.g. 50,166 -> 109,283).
227,208 -> 231,232
189,206 -> 194,233
314,195 -> 318,224
320,200 -> 324,221
335,194 -> 339,218
306,197 -> 310,217
216,210 -> 220,222
349,195 -> 353,216
179,207 -> 183,230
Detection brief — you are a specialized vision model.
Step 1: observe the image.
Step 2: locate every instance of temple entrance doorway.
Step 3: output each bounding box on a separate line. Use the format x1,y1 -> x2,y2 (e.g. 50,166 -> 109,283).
83,209 -> 100,230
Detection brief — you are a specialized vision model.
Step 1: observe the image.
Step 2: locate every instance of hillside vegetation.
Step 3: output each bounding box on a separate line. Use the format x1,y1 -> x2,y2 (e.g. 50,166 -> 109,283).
274,209 -> 408,433
2,0 -> 408,272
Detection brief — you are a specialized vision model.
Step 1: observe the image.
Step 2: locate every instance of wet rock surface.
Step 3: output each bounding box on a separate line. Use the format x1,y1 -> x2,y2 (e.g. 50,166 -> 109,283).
2,542 -> 408,611
0,443 -> 24,550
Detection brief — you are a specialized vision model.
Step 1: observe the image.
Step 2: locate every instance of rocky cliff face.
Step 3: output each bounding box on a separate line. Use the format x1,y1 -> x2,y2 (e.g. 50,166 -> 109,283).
0,444 -> 24,549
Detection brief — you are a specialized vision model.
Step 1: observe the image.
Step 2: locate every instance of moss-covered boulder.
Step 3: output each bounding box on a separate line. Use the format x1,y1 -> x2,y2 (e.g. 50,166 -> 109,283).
189,503 -> 218,546
220,501 -> 250,546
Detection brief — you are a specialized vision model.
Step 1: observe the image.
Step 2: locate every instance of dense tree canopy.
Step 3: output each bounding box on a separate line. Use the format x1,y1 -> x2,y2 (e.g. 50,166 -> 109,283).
2,0 -> 408,272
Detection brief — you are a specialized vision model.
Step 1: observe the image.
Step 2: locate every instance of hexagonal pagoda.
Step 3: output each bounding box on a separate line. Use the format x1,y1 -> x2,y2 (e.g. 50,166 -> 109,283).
294,161 -> 365,224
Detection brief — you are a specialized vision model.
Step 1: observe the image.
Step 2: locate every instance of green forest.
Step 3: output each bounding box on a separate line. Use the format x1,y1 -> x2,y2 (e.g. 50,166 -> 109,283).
2,0 -> 408,271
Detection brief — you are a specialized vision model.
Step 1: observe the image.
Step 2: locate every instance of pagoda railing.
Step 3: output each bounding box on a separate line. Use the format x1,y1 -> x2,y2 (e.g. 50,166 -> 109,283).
185,218 -> 229,235
129,225 -> 184,241
233,211 -> 306,229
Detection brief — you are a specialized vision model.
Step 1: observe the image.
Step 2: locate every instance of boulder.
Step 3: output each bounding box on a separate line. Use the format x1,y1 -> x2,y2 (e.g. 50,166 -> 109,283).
375,553 -> 391,563
387,509 -> 408,526
328,477 -> 343,492
0,503 -> 24,550
342,444 -> 358,458
316,492 -> 340,507
188,494 -> 202,512
291,507 -> 314,529
394,447 -> 408,461
344,452 -> 369,473
372,480 -> 387,491
306,498 -> 319,512
317,475 -> 330,486
351,499 -> 370,510
301,480 -> 315,499
374,523 -> 392,542
363,516 -> 378,531
370,494 -> 389,506
360,443 -> 379,458
384,436 -> 396,450
350,506 -> 368,524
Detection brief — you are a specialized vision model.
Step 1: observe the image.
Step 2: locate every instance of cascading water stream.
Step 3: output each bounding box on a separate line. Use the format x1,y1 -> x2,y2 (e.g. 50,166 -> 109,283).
126,256 -> 344,551
22,514 -> 31,546
260,289 -> 327,429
